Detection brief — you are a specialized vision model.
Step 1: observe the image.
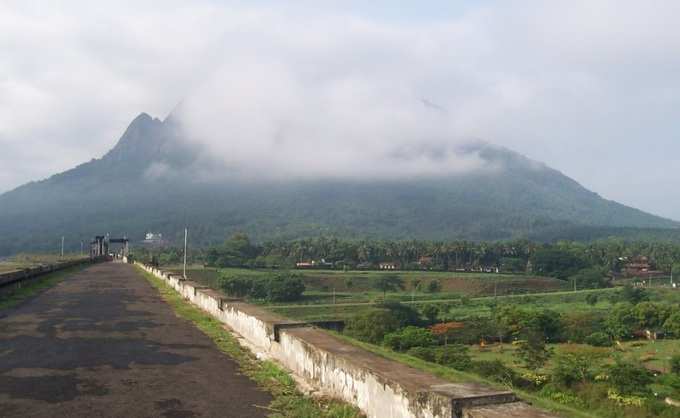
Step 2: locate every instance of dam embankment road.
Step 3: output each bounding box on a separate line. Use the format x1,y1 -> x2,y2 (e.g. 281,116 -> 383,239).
0,262 -> 271,417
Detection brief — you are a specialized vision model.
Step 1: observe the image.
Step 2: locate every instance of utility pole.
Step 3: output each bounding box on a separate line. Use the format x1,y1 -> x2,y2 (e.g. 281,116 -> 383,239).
60,236 -> 64,258
80,241 -> 83,256
183,227 -> 188,279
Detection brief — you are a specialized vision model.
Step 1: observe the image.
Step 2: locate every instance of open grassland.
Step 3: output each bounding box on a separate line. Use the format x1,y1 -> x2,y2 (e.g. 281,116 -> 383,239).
171,266 -> 567,302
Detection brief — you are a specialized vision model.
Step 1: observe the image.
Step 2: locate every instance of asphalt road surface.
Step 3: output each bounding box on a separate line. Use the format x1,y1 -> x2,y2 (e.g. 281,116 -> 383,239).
0,262 -> 272,417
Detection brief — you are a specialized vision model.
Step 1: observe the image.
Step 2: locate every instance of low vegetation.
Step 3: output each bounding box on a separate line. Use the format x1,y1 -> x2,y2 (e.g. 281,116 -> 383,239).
137,234 -> 680,417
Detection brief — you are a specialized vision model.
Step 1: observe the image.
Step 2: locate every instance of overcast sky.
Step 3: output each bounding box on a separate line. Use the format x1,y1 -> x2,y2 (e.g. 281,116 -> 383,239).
1,1 -> 680,219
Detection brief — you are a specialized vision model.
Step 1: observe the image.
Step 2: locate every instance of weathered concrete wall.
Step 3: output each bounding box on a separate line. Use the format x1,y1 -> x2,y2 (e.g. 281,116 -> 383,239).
138,263 -> 554,418
0,258 -> 93,290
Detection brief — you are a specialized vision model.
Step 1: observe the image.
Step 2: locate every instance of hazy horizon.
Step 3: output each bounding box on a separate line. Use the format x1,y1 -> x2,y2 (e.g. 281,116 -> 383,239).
2,1 -> 680,220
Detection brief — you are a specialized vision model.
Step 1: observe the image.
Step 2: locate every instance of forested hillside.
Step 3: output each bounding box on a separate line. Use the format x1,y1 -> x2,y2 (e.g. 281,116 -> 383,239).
0,112 -> 678,255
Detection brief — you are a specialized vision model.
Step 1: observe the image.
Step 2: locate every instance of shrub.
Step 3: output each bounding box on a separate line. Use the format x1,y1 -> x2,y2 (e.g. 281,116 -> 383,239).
375,300 -> 420,327
585,293 -> 599,306
267,275 -> 305,302
663,311 -> 680,337
670,354 -> 680,375
607,360 -> 654,395
373,275 -> 404,298
434,345 -> 472,370
383,326 -> 436,351
406,346 -> 436,362
621,285 -> 648,304
221,276 -> 252,297
427,279 -> 442,293
560,311 -> 606,343
584,332 -> 612,347
605,303 -> 636,340
516,332 -> 552,369
472,360 -> 518,386
551,346 -> 607,388
345,310 -> 400,344
421,304 -> 440,323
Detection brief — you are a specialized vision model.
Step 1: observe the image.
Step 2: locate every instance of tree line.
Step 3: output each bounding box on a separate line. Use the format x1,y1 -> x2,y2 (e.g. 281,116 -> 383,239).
139,233 -> 680,280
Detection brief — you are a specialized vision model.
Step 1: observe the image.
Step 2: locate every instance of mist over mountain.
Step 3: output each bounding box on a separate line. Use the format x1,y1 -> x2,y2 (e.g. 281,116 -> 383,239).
0,112 -> 677,256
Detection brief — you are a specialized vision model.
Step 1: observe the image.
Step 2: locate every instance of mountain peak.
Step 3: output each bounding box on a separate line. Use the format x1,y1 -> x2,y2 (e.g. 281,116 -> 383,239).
104,112 -> 164,164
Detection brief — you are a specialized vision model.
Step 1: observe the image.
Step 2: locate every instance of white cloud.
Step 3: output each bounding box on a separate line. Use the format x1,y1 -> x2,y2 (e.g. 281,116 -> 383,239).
1,1 -> 680,217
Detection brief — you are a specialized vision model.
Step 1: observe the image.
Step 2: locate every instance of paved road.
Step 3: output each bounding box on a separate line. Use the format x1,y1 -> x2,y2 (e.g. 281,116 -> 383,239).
0,262 -> 272,417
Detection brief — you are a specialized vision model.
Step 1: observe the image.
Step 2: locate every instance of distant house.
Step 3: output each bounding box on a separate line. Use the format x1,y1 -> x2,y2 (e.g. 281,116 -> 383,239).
356,262 -> 373,270
418,256 -> 433,269
379,261 -> 400,270
141,232 -> 165,246
295,258 -> 333,269
645,329 -> 665,341
623,256 -> 665,279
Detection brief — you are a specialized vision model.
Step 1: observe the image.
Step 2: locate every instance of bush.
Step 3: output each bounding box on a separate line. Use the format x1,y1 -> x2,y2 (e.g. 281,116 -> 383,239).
427,279 -> 442,293
383,326 -> 436,351
607,360 -> 654,395
221,276 -> 252,297
406,346 -> 436,362
551,347 -> 607,388
584,332 -> 612,347
375,300 -> 421,327
516,333 -> 552,369
670,354 -> 680,375
421,304 -> 439,323
472,360 -> 518,386
267,275 -> 305,302
663,311 -> 680,337
560,311 -> 606,343
220,272 -> 305,302
585,293 -> 599,306
552,354 -> 591,387
434,345 -> 472,370
621,285 -> 648,304
345,310 -> 401,344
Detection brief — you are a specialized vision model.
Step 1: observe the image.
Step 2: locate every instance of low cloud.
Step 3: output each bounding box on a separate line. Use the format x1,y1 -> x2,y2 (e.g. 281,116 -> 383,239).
2,1 -> 680,216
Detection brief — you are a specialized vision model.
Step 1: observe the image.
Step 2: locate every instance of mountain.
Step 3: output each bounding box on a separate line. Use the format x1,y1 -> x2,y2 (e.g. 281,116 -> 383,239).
0,112 -> 678,255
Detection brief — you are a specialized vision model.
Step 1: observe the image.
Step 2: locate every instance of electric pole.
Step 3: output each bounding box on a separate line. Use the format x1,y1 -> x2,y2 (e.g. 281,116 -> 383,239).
61,236 -> 64,258
183,227 -> 188,279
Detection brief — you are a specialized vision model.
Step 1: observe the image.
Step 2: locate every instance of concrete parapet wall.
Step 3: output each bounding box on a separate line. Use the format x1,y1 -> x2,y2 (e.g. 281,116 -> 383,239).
138,263 -> 554,418
0,258 -> 94,290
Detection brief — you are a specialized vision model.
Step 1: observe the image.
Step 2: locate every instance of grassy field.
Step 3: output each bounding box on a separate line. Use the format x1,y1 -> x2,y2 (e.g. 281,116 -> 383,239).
0,253 -> 86,273
164,266 -> 633,322
171,266 -> 567,303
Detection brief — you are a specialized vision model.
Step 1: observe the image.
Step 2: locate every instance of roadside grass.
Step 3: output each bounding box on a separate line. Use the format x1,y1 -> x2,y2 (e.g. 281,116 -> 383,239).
137,267 -> 363,418
0,264 -> 89,310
